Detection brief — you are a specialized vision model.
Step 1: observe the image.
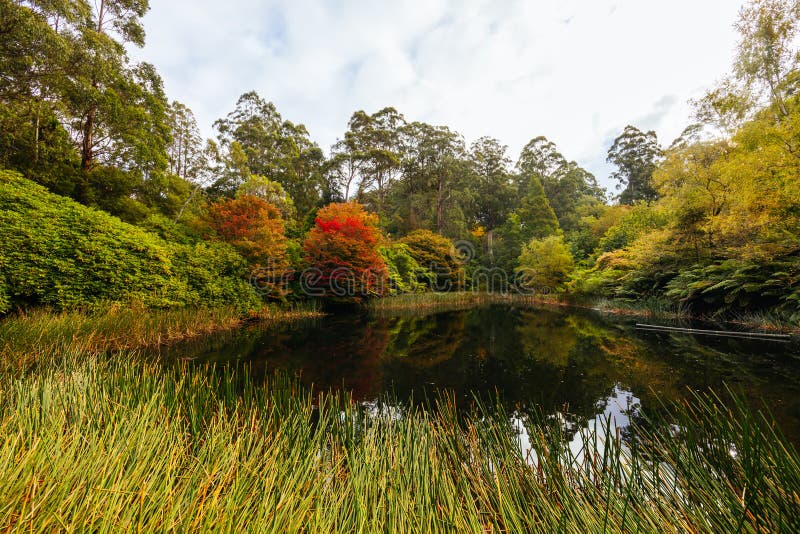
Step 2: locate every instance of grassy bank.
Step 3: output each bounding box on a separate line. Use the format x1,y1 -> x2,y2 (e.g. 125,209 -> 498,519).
0,303 -> 323,371
0,355 -> 797,532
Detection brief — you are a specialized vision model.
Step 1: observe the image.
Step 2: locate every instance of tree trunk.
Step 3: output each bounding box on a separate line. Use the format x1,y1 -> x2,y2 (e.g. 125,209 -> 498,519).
81,107 -> 95,172
436,175 -> 444,233
33,103 -> 40,164
80,0 -> 105,174
174,184 -> 202,223
408,179 -> 416,230
344,173 -> 353,202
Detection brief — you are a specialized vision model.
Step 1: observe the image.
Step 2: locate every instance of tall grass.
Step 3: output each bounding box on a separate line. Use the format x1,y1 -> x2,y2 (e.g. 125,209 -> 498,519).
0,302 -> 323,371
587,297 -> 800,334
369,291 -> 563,315
728,309 -> 800,334
587,296 -> 692,320
0,354 -> 797,532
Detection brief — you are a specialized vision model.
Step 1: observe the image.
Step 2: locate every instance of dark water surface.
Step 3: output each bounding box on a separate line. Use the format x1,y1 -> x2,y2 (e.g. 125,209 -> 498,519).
165,304 -> 800,441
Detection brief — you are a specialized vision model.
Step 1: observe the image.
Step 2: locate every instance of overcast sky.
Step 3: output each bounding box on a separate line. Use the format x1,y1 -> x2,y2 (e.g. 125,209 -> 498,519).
131,0 -> 743,192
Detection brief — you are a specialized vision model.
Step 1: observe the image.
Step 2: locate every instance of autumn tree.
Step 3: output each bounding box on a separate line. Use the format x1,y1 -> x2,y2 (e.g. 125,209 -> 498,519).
206,195 -> 289,297
302,202 -> 389,299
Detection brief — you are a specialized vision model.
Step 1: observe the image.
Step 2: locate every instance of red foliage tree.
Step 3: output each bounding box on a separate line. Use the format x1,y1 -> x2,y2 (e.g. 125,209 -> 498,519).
302,202 -> 389,299
206,195 -> 289,296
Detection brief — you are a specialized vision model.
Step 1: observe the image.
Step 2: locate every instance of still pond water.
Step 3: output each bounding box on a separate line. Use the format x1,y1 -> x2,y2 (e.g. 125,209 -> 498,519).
167,304 -> 800,442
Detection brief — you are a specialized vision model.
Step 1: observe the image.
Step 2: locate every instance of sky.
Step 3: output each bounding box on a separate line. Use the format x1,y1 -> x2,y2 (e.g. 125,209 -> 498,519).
131,0 -> 744,192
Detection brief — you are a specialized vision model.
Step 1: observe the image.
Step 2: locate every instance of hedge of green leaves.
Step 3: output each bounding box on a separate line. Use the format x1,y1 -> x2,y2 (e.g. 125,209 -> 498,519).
0,170 -> 260,313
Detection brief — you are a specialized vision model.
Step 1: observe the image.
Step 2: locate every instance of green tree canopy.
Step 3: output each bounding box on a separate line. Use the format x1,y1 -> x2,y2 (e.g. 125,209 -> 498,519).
607,125 -> 661,205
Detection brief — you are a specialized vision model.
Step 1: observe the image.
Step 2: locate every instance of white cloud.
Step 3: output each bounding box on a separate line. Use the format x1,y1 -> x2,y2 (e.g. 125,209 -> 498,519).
131,0 -> 742,191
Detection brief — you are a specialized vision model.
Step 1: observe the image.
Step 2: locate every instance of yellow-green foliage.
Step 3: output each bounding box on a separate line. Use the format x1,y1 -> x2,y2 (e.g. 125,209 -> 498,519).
400,230 -> 464,290
517,235 -> 574,291
576,95 -> 800,315
0,171 -> 260,313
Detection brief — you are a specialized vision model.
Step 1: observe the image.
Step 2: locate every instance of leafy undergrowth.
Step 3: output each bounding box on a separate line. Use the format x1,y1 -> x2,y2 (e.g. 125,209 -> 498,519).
0,356 -> 797,532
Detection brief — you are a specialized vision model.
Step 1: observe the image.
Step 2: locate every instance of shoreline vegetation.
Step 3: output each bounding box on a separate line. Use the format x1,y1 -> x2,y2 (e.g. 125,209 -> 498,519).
0,356 -> 797,531
0,303 -> 323,372
0,292 -> 797,531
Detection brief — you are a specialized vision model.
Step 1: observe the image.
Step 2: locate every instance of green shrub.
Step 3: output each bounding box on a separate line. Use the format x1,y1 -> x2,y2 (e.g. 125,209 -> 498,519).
400,230 -> 464,291
379,243 -> 432,294
0,280 -> 9,314
0,170 -> 260,312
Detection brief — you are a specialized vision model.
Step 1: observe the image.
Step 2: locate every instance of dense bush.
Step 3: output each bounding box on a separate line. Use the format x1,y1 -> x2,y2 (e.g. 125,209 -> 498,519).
378,243 -> 433,294
596,204 -> 669,254
0,171 -> 260,313
400,230 -> 464,291
664,257 -> 800,317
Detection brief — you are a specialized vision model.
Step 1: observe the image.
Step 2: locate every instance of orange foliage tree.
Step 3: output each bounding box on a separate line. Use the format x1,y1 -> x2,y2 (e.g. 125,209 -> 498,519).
206,195 -> 289,297
302,202 -> 389,299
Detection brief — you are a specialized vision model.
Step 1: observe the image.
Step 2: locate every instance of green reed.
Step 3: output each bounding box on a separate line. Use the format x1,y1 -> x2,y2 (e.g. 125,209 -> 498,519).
587,296 -> 692,320
0,353 -> 797,532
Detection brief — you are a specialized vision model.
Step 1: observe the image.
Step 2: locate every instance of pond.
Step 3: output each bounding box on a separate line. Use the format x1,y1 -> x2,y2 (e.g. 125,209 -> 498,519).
164,303 -> 800,443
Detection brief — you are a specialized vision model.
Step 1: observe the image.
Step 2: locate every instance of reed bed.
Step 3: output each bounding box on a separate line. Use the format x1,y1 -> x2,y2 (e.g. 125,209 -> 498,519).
0,303 -> 323,371
369,291 -> 561,315
585,297 -> 692,321
0,354 -> 797,532
728,309 -> 800,334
